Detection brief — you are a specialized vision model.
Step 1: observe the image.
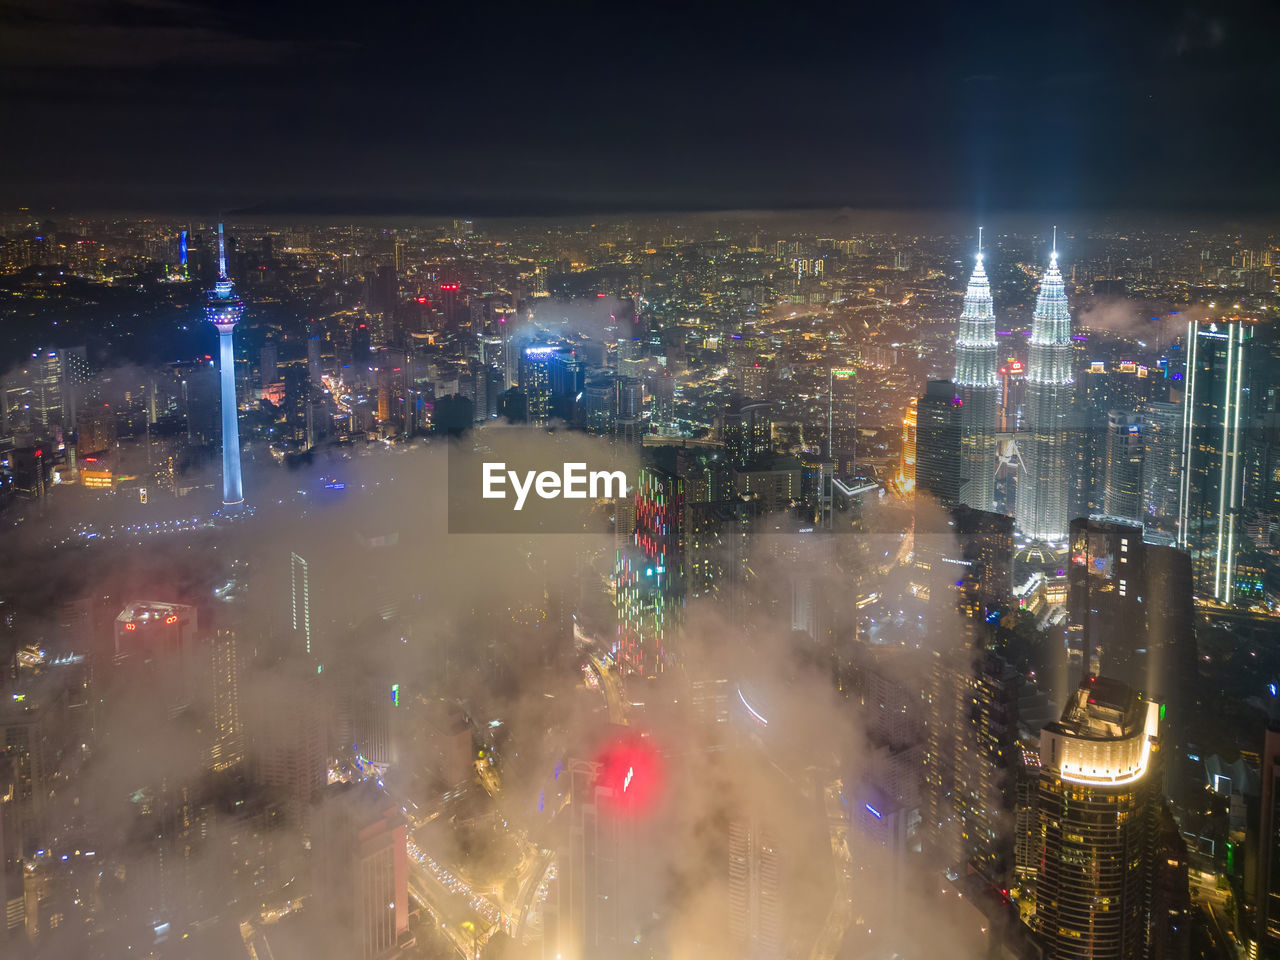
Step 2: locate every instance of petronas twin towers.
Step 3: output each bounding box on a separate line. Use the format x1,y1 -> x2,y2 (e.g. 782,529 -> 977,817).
954,231 -> 1072,544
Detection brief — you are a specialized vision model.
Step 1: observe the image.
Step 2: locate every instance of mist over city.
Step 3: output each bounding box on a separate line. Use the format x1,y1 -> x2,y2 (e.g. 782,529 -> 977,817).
2,2 -> 1280,960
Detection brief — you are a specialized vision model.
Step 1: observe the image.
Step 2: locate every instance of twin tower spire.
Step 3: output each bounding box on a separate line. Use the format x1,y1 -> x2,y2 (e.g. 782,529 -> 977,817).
953,229 -> 1072,544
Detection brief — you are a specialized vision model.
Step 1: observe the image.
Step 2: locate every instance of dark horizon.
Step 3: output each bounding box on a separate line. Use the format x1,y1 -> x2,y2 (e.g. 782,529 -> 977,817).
2,0 -> 1278,216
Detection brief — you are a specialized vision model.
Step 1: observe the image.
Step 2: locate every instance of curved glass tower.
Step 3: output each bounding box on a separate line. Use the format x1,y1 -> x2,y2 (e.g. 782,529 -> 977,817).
1016,240 -> 1072,542
954,231 -> 999,511
206,224 -> 245,508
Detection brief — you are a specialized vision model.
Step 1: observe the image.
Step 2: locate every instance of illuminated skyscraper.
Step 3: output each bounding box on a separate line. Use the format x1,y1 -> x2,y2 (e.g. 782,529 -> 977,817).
615,466 -> 685,676
898,396 -> 917,490
1178,317 -> 1252,603
954,233 -> 999,511
519,345 -> 556,424
1016,239 -> 1073,543
206,223 -> 244,508
1036,678 -> 1160,960
828,368 -> 857,473
1102,411 -> 1143,523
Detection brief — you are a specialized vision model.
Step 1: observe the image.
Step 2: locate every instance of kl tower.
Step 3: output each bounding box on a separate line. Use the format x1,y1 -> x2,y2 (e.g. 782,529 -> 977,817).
207,223 -> 245,510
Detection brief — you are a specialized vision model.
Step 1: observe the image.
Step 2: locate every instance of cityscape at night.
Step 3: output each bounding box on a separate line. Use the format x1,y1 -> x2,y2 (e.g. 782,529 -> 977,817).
0,3 -> 1278,960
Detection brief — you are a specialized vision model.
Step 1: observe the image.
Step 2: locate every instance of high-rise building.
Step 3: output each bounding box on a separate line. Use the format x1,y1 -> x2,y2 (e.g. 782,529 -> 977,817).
1036,677 -> 1161,960
206,223 -> 245,508
1102,411 -> 1143,523
828,368 -> 857,473
1013,241 -> 1075,542
1178,317 -> 1252,603
315,783 -> 409,960
898,396 -> 918,490
615,466 -> 685,676
290,551 -> 313,659
728,815 -> 783,958
1140,399 -> 1182,542
915,380 -> 962,509
954,237 -> 999,511
209,627 -> 242,772
519,345 -> 556,424
1016,242 -> 1073,543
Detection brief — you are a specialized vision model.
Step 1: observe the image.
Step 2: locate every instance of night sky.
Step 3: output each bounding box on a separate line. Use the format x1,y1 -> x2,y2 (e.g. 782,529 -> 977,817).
1,0 -> 1277,215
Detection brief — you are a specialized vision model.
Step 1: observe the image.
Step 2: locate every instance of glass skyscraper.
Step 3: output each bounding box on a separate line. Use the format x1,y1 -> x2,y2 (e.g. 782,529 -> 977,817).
1177,317 -> 1252,603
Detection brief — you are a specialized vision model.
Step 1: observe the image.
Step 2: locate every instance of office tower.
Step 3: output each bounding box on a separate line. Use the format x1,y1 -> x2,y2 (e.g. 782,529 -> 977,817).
739,362 -> 769,402
519,345 -> 556,423
1140,400 -> 1182,541
951,505 -> 1015,613
315,783 -> 409,960
558,756 -> 636,958
209,627 -> 242,771
1102,411 -> 1143,522
616,375 -> 645,443
1067,518 -> 1146,684
308,331 -> 323,385
260,343 -> 278,384
1150,807 -> 1191,960
351,319 -> 372,377
1036,678 -> 1160,960
828,368 -> 857,472
582,378 -> 617,435
1179,317 -> 1252,602
915,380 -> 961,509
290,551 -> 314,659
924,650 -> 1017,881
252,668 -> 328,832
1016,242 -> 1073,543
899,396 -> 918,489
31,351 -> 63,428
113,601 -> 200,715
954,237 -> 999,511
615,466 -> 685,676
649,373 -> 675,427
728,816 -> 783,957
206,223 -> 245,508
76,401 -> 116,456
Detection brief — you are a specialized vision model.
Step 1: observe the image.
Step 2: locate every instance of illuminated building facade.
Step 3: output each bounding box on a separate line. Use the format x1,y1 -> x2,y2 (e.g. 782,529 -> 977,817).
1102,411 -> 1143,523
615,466 -> 684,677
1140,400 -> 1182,542
1178,318 -> 1251,603
915,380 -> 961,509
518,345 -> 556,424
206,223 -> 245,508
954,239 -> 999,511
828,368 -> 856,473
898,395 -> 918,490
1016,244 -> 1073,543
1036,678 -> 1160,960
1067,519 -> 1146,684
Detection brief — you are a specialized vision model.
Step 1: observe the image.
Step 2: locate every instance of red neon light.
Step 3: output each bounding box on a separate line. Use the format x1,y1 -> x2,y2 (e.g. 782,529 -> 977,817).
164,615 -> 178,625
124,622 -> 136,631
440,283 -> 460,292
417,297 -> 428,304
594,734 -> 662,816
